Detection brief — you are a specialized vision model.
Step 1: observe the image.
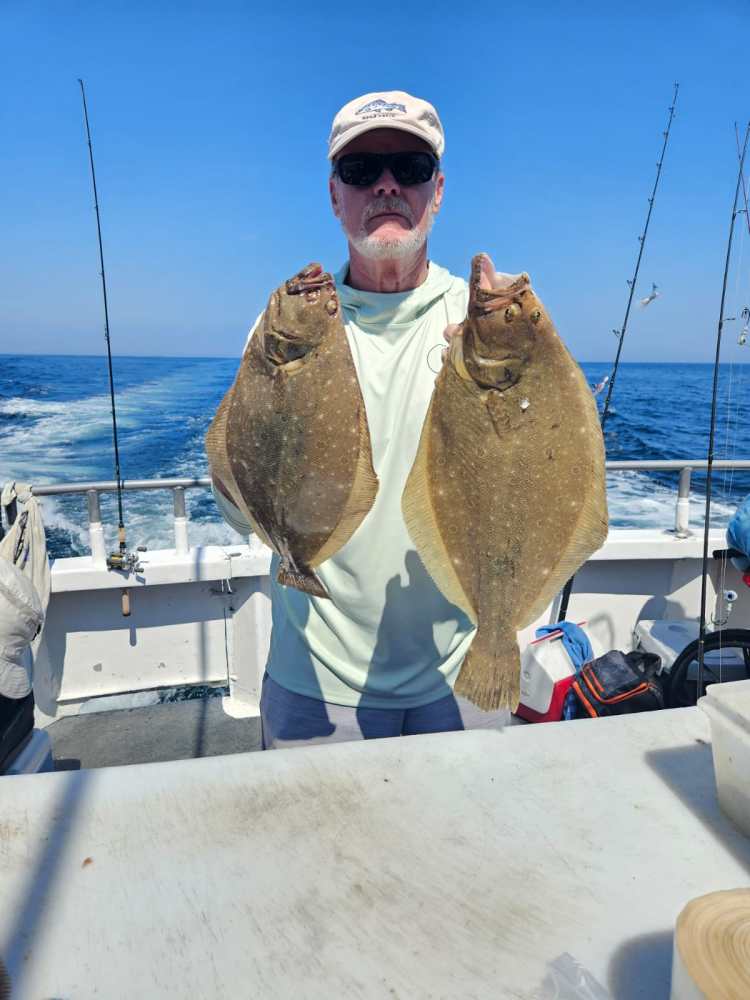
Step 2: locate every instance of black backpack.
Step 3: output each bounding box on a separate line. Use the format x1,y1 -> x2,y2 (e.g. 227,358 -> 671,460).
570,650 -> 664,718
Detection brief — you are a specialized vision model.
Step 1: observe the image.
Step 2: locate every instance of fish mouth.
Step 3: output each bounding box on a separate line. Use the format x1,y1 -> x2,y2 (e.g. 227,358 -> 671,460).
473,354 -> 523,372
450,330 -> 525,390
262,319 -> 308,369
471,354 -> 524,390
285,263 -> 334,297
264,263 -> 337,370
469,253 -> 530,315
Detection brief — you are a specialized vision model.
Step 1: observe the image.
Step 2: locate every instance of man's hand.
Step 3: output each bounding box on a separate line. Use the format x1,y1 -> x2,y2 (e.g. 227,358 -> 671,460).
442,323 -> 462,362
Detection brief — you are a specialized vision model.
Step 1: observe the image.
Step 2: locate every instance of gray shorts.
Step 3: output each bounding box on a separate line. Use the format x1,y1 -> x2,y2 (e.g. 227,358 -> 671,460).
259,672 -> 521,749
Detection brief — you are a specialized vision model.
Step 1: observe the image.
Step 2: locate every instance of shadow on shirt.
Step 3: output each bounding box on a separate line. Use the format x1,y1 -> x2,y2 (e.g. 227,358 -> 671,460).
263,550 -> 471,743
367,550 -> 466,702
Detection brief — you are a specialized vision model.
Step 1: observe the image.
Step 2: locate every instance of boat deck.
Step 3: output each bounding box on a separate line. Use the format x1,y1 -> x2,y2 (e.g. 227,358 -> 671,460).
2,705 -> 747,999
48,697 -> 264,770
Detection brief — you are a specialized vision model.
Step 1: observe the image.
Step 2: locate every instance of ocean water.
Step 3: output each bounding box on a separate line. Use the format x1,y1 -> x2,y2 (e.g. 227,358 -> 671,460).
1,354 -> 749,560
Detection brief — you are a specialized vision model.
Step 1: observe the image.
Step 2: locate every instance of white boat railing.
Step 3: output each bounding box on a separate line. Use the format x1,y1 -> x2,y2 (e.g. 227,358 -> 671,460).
31,478 -> 209,563
3,461 -> 750,560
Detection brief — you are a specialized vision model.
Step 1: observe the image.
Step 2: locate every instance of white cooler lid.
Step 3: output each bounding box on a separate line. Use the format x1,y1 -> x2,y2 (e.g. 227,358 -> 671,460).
634,619 -> 699,671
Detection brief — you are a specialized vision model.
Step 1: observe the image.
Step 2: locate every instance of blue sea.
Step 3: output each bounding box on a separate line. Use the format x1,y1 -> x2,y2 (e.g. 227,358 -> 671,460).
1,354 -> 749,560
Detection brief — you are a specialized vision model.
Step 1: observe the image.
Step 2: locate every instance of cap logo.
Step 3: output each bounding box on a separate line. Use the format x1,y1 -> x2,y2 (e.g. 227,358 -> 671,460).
355,99 -> 407,116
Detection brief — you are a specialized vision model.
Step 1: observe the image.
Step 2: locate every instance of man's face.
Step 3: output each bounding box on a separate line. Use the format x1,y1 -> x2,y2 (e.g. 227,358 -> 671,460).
329,128 -> 445,261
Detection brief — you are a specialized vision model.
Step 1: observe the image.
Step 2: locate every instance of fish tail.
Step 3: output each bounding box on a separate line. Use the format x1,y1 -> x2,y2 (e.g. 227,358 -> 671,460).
454,632 -> 521,712
276,560 -> 330,599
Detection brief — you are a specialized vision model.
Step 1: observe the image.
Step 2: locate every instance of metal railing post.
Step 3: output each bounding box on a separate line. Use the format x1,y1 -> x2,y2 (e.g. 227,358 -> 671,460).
87,490 -> 108,568
173,486 -> 189,555
675,467 -> 692,537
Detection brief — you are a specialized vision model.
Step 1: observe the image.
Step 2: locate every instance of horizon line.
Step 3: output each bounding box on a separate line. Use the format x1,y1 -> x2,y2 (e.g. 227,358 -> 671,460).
1,353 -> 746,365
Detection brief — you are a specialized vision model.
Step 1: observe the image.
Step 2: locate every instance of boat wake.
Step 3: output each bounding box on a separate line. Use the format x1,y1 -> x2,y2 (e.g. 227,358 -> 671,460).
1,356 -> 747,558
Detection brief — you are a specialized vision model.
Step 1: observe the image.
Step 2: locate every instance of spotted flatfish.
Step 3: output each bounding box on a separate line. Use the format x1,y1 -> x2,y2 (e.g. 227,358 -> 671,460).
205,263 -> 378,597
402,253 -> 608,710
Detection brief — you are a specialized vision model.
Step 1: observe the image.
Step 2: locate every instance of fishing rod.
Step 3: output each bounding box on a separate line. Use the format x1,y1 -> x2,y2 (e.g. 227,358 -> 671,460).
696,122 -> 750,702
737,124 -> 750,238
600,82 -> 680,428
734,126 -> 750,348
558,83 -> 679,622
78,78 -> 137,616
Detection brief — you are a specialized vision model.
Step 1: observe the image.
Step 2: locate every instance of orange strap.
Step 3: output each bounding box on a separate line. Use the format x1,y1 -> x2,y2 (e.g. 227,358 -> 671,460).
571,679 -> 598,718
582,667 -> 649,705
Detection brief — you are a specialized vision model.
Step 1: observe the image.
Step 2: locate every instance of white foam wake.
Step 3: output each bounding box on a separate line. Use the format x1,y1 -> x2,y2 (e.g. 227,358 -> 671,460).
3,372 -> 743,554
0,367 -> 211,485
606,469 -> 736,529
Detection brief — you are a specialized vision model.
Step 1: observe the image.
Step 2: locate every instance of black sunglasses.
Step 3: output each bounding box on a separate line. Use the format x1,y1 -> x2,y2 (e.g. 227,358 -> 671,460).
333,151 -> 439,187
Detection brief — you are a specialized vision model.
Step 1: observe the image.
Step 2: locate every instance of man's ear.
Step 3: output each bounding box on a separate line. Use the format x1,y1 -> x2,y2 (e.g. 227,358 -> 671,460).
432,172 -> 445,215
329,175 -> 341,218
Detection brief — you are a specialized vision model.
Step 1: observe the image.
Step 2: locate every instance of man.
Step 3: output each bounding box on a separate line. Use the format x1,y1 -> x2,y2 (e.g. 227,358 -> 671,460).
213,91 -> 518,747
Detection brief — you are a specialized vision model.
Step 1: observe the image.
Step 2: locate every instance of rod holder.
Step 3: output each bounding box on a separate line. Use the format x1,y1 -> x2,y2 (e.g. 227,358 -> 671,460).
173,486 -> 189,555
87,489 -> 108,568
674,467 -> 692,538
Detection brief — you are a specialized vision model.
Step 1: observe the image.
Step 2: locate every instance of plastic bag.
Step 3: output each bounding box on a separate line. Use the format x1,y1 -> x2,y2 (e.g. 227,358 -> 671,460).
535,953 -> 611,999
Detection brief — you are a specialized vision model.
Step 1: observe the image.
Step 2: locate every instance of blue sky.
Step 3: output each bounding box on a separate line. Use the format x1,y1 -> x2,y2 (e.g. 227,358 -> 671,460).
2,1 -> 749,362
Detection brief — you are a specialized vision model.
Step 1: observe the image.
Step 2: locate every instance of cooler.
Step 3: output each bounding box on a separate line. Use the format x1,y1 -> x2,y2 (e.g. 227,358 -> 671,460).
516,629 -> 578,723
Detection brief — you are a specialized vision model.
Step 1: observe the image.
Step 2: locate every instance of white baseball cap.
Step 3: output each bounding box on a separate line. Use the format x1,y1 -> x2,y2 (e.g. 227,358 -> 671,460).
327,90 -> 445,161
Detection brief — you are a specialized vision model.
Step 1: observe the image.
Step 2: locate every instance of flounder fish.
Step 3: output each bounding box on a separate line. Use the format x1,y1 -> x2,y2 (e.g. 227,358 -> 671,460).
402,253 -> 608,710
205,263 -> 378,597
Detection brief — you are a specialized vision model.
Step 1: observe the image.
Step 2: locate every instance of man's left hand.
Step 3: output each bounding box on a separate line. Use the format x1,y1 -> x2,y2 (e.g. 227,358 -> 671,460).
442,323 -> 462,361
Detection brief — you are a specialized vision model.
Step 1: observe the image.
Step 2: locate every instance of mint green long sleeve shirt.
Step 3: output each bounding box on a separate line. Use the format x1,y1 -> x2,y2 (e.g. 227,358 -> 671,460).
213,261 -> 476,708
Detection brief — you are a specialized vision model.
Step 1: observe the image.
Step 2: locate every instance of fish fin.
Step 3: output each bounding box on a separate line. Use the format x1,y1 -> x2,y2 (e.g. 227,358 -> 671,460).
312,405 -> 379,566
454,632 -> 521,711
402,398 -> 478,624
276,561 -> 330,599
205,357 -> 278,552
205,385 -> 237,500
522,419 -> 609,626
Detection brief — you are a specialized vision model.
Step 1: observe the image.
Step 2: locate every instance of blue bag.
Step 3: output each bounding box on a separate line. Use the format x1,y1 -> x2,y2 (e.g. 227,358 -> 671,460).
727,495 -> 750,573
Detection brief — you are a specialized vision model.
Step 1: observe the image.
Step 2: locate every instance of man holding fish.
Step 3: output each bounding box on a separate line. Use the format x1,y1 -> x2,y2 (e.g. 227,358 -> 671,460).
207,91 -> 607,748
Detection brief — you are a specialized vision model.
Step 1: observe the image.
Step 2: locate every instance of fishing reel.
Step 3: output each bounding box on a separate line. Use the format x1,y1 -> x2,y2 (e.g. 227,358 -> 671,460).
106,549 -> 143,574
106,524 -> 143,574
106,528 -> 144,617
